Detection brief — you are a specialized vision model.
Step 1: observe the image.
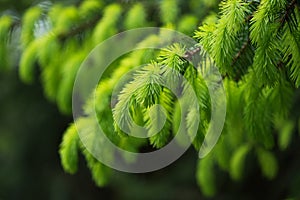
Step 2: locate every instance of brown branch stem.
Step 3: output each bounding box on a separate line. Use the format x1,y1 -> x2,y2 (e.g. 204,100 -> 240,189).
183,47 -> 201,61
279,0 -> 297,28
232,38 -> 250,66
57,15 -> 101,41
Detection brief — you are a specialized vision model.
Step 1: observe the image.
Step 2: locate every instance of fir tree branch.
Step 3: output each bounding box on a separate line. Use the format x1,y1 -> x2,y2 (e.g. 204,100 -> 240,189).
232,38 -> 250,66
229,0 -> 260,66
243,0 -> 261,23
229,0 -> 259,67
11,19 -> 21,28
57,15 -> 101,41
183,46 -> 201,61
229,3 -> 256,67
276,61 -> 285,70
244,14 -> 253,22
279,0 -> 297,29
7,19 -> 21,40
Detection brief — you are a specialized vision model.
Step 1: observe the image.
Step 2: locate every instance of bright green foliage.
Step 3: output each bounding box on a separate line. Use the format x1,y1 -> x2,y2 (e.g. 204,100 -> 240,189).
93,35 -> 161,115
160,0 -> 179,25
281,8 -> 300,87
158,44 -> 187,74
55,6 -> 79,33
211,0 -> 251,75
194,14 -> 217,52
124,3 -> 147,29
270,74 -> 294,118
21,6 -> 42,47
277,120 -> 295,150
196,155 -> 216,197
93,4 -> 122,45
19,39 -> 39,83
256,148 -> 278,179
230,144 -> 250,180
61,116 -> 113,186
186,107 -> 200,144
213,136 -> 230,170
172,101 -> 184,136
79,0 -> 103,19
112,62 -> 163,137
250,0 -> 286,85
38,34 -> 60,67
177,15 -> 198,35
81,148 -> 111,187
57,53 -> 85,113
1,0 -> 300,198
243,74 -> 274,149
193,0 -> 299,195
59,123 -> 79,174
147,90 -> 174,148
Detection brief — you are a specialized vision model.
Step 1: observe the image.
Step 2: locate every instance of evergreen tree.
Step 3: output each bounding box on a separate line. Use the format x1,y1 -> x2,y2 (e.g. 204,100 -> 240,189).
0,0 -> 300,198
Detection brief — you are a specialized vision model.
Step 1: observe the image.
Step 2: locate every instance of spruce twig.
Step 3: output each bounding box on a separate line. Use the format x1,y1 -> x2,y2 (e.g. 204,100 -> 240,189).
57,15 -> 101,41
279,0 -> 297,29
183,46 -> 200,61
232,38 -> 250,66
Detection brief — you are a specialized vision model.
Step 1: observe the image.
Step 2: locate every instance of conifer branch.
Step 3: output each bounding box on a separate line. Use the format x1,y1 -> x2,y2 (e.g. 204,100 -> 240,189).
183,46 -> 201,61
11,19 -> 21,29
279,0 -> 297,29
232,38 -> 250,66
243,0 -> 260,23
276,60 -> 284,70
230,1 -> 259,67
57,15 -> 101,41
244,15 -> 253,22
6,19 -> 21,41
